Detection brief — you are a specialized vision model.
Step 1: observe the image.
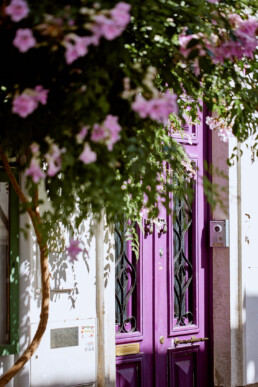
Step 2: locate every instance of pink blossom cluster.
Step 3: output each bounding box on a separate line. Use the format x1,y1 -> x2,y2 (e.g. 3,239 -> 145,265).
179,31 -> 206,59
44,139 -> 65,177
25,143 -> 45,183
25,140 -> 65,183
91,115 -> 122,151
90,2 -> 131,41
179,14 -> 258,65
5,0 -> 29,22
79,143 -> 97,164
206,116 -> 233,142
64,2 -> 130,64
12,86 -> 49,118
76,126 -> 89,144
76,126 -> 97,164
212,16 -> 258,62
64,34 -> 93,65
13,28 -> 36,52
132,91 -> 178,125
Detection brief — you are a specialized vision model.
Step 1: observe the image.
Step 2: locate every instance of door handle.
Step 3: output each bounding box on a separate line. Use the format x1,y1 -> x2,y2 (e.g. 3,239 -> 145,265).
174,335 -> 209,347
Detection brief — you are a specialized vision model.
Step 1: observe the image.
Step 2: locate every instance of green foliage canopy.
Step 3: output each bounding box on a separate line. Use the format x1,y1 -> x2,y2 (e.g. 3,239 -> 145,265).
0,0 -> 257,243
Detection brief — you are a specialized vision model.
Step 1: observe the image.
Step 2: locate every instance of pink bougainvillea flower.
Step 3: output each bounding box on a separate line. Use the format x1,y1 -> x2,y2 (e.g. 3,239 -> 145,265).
102,114 -> 121,150
13,28 -> 36,53
131,95 -> 150,118
178,33 -> 199,58
179,14 -> 257,65
91,124 -> 106,143
234,18 -> 258,59
206,116 -> 233,143
30,142 -> 40,155
90,2 -> 131,41
132,91 -> 177,125
207,15 -> 258,63
65,43 -> 79,65
12,94 -> 37,117
76,126 -> 89,144
25,158 -> 45,183
148,91 -> 177,124
5,0 -> 29,22
45,143 -> 65,177
79,143 -> 97,164
111,2 -> 131,27
34,85 -> 49,105
74,36 -> 91,56
12,86 -> 49,118
66,239 -> 82,262
228,13 -> 243,26
178,30 -> 206,59
92,14 -> 123,41
87,34 -> 100,47
64,34 -> 91,64
63,3 -> 130,64
46,160 -> 60,177
91,115 -> 121,150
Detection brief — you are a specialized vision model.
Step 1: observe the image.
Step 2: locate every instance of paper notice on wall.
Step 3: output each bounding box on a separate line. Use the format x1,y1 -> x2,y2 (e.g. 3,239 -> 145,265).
80,325 -> 95,352
50,327 -> 79,349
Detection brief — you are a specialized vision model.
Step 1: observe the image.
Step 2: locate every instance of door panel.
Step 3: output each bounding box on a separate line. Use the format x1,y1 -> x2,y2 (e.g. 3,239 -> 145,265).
168,347 -> 199,387
116,355 -> 144,387
116,106 -> 211,387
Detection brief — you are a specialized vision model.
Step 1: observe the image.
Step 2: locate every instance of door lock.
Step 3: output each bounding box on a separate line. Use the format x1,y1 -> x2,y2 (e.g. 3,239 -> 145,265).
174,336 -> 209,347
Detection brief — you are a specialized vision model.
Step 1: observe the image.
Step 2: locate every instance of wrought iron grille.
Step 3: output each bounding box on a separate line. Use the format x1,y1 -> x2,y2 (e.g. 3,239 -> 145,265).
115,222 -> 137,334
173,194 -> 194,326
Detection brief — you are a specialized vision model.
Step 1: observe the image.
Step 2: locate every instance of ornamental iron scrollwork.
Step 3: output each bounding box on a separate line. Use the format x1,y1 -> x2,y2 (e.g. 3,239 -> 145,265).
173,194 -> 194,326
115,222 -> 137,334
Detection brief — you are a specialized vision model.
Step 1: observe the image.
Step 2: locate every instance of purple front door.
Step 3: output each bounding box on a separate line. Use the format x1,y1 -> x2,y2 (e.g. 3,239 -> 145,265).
115,106 -> 212,386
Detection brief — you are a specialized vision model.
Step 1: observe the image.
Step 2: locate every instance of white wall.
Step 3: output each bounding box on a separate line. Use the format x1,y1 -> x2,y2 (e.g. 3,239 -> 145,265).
213,131 -> 258,387
0,182 -> 116,387
240,139 -> 258,386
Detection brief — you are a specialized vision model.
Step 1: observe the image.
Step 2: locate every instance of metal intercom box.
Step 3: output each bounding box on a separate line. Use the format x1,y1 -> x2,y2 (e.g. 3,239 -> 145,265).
210,220 -> 229,247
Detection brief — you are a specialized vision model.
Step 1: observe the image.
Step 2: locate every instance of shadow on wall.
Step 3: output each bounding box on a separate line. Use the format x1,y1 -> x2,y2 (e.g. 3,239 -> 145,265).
226,294 -> 258,387
245,295 -> 258,385
0,218 -> 95,387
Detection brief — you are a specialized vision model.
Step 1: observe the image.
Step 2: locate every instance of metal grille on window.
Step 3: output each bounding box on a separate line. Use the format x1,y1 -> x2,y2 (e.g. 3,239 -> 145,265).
173,193 -> 194,326
115,222 -> 137,334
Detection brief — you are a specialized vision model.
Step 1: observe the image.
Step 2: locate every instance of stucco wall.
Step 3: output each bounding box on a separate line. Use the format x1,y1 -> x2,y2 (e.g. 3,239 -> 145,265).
0,181 -> 115,387
240,140 -> 258,386
212,130 -> 233,387
213,131 -> 258,387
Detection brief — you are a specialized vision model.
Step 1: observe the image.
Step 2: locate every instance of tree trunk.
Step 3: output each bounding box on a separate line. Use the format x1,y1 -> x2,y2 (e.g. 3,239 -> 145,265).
0,148 -> 50,386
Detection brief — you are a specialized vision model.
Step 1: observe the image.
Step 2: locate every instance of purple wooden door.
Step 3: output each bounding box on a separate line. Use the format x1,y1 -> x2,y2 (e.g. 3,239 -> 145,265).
115,105 -> 211,386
